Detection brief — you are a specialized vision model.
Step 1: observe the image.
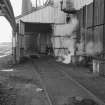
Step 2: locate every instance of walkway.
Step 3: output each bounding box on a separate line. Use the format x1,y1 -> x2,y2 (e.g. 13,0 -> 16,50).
32,56 -> 104,105
0,56 -> 104,105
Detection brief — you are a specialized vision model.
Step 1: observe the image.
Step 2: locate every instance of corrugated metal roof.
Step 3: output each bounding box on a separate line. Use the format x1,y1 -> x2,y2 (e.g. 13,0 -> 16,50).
16,5 -> 66,24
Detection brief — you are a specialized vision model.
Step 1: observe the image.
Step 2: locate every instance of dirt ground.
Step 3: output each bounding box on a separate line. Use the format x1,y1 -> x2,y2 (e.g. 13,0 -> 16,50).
0,55 -> 105,105
0,55 -> 49,105
53,60 -> 105,103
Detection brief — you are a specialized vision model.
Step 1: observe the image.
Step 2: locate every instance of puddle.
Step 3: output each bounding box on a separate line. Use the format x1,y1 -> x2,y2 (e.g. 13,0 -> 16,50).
0,69 -> 14,72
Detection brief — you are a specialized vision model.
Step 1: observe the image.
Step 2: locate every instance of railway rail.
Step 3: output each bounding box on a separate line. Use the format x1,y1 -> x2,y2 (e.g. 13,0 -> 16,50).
31,57 -> 105,105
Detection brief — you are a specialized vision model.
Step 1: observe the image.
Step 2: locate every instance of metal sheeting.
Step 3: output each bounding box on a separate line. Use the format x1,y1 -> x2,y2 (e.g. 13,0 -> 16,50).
52,36 -> 67,56
24,34 -> 34,51
78,0 -> 105,55
52,24 -> 76,57
40,33 -> 47,53
94,25 -> 103,53
94,0 -> 105,26
16,6 -> 66,24
78,8 -> 83,28
52,16 -> 78,57
52,36 -> 75,57
85,28 -> 93,44
23,32 -> 52,55
87,3 -> 93,28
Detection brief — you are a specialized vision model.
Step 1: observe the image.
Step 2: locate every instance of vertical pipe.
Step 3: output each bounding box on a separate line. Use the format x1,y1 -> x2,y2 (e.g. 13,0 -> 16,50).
103,0 -> 105,51
12,30 -> 17,64
92,0 -> 95,42
85,5 -> 87,51
36,0 -> 37,8
83,5 -> 87,52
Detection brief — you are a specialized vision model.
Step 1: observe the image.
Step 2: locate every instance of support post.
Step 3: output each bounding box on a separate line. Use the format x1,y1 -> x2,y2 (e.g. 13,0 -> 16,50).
12,30 -> 17,64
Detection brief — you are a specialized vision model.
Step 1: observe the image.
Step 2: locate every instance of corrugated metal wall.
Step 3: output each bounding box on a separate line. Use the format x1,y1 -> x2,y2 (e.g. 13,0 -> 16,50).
78,0 -> 105,55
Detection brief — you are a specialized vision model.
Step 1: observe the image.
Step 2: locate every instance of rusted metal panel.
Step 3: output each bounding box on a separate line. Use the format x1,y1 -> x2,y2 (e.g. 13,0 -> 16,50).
94,0 -> 104,26
24,34 -> 34,51
19,21 -> 25,50
94,0 -> 99,26
40,33 -> 47,53
19,21 -> 25,35
94,25 -> 103,52
87,3 -> 93,28
99,0 -> 104,25
85,28 -> 93,45
77,0 -> 105,55
78,8 -> 83,28
24,32 -> 51,54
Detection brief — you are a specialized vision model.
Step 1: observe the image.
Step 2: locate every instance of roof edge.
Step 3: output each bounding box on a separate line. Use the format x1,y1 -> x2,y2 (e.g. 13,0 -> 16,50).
15,4 -> 54,20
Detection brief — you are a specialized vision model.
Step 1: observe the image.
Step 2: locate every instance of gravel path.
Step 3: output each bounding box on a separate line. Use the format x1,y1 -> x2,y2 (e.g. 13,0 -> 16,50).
0,56 -> 105,105
0,61 -> 50,105
48,58 -> 105,104
32,57 -> 104,105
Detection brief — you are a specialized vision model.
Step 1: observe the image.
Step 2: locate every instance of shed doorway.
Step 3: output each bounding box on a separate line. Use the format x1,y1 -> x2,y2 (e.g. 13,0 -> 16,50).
22,22 -> 53,56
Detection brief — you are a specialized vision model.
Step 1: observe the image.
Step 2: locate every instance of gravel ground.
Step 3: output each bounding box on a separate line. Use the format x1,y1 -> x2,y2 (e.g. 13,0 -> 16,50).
31,57 -> 103,105
0,55 -> 105,105
0,56 -> 50,105
0,83 -> 16,105
48,58 -> 105,103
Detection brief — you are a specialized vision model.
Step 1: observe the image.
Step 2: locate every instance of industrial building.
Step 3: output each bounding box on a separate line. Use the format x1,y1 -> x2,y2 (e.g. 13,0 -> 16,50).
77,0 -> 105,56
15,0 -> 78,63
1,1 -> 105,104
14,0 -> 105,64
0,0 -> 104,64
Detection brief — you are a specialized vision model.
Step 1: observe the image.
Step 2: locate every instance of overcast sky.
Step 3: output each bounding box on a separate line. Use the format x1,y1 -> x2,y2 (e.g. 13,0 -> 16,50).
0,0 -> 93,43
0,0 -> 22,43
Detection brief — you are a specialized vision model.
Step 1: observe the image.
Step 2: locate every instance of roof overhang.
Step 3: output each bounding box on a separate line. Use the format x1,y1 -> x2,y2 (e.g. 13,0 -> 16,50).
16,5 -> 66,24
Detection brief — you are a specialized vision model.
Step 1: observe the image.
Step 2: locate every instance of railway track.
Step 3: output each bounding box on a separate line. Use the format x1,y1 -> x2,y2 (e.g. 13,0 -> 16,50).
31,57 -> 105,105
47,59 -> 105,105
30,61 -> 53,105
